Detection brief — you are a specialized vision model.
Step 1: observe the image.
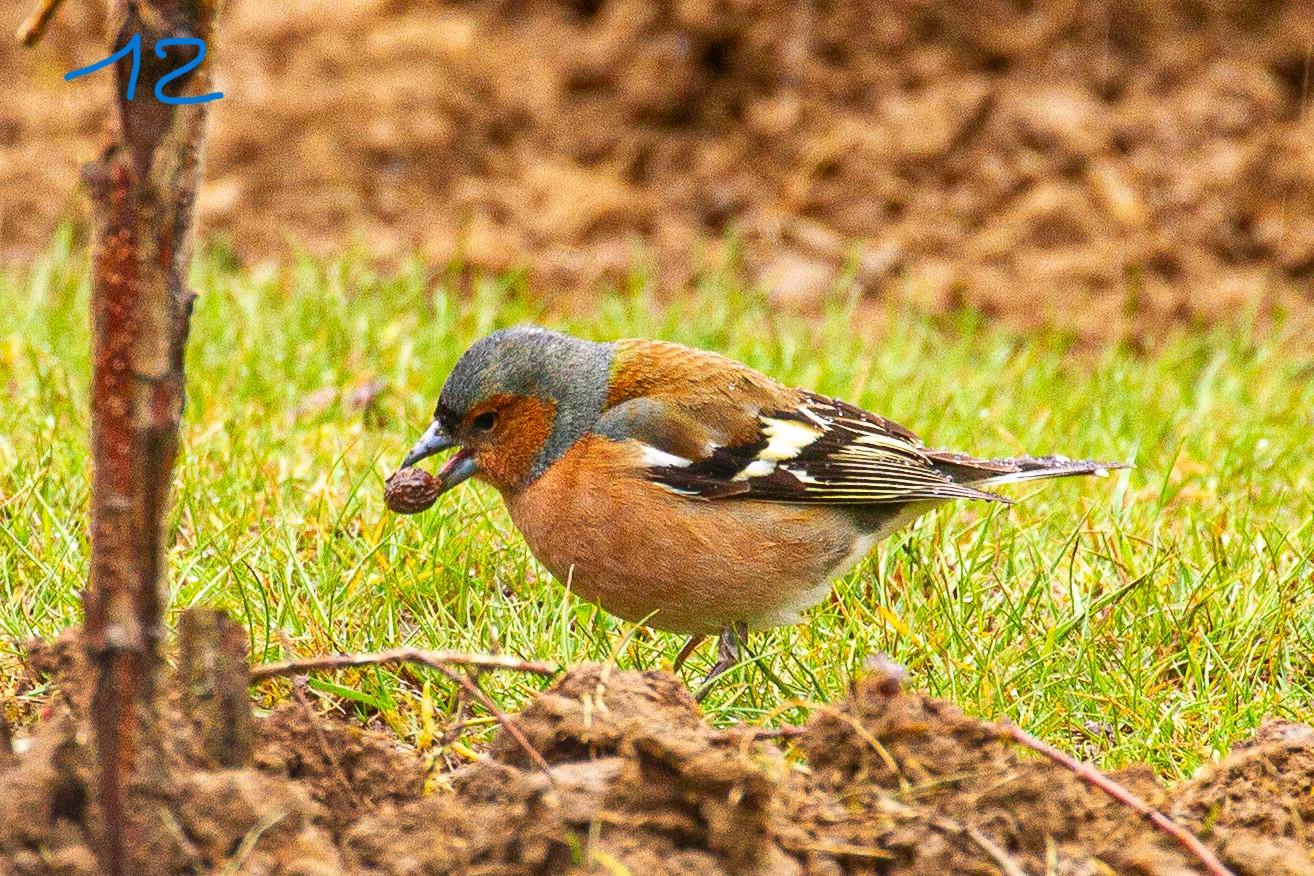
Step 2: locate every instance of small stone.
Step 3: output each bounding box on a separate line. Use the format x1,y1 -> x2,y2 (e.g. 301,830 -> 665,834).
864,654 -> 907,697
385,468 -> 441,514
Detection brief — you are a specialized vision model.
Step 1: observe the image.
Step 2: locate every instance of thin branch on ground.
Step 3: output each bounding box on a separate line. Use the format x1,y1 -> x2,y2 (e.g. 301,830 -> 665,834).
436,665 -> 553,776
15,0 -> 66,46
1000,722 -> 1235,876
783,841 -> 893,861
249,648 -> 558,681
250,647 -> 555,776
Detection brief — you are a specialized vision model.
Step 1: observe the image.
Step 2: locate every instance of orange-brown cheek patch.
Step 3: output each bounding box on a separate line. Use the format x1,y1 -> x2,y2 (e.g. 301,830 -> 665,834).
475,395 -> 556,491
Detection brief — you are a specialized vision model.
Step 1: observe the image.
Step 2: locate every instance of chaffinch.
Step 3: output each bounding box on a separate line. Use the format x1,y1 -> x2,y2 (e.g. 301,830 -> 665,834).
400,326 -> 1124,695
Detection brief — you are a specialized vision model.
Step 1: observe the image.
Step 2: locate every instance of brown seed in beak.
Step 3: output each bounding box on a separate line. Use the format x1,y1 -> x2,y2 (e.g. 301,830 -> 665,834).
385,467 -> 441,514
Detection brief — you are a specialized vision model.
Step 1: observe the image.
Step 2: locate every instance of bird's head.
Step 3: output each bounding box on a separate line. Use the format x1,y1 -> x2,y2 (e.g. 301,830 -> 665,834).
401,326 -> 612,496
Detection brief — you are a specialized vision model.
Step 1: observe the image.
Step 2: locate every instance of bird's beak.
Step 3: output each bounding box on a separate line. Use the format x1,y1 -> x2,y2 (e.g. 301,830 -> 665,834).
402,420 -> 454,468
401,420 -> 480,494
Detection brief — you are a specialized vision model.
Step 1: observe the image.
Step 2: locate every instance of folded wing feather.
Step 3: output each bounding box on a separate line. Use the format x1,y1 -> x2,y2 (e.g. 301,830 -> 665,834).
644,391 -> 1009,504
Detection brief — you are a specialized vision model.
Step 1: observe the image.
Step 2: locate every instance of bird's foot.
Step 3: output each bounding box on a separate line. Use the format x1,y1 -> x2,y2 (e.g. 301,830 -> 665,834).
694,621 -> 747,702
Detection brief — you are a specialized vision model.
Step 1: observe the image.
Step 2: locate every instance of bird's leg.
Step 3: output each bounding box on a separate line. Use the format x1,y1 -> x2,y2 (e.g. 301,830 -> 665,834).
673,634 -> 707,673
694,621 -> 747,702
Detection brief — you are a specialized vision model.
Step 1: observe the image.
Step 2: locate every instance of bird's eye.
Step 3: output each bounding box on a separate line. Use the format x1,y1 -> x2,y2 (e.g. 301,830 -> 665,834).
472,411 -> 497,432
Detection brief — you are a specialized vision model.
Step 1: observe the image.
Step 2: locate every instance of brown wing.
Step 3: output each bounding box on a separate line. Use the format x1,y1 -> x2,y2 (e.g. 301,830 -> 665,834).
643,391 -> 1005,504
601,340 -> 1122,504
595,347 -> 1006,505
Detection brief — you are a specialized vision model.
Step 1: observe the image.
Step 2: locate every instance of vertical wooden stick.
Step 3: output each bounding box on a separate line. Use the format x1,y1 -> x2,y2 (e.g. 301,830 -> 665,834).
178,608 -> 253,769
77,2 -> 221,873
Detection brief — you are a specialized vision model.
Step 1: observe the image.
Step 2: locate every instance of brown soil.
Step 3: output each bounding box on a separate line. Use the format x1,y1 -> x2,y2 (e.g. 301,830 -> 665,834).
3,630 -> 1312,875
3,2 -> 1314,335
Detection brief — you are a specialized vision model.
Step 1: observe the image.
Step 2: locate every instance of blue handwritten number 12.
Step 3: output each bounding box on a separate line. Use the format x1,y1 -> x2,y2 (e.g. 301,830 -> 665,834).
65,34 -> 224,105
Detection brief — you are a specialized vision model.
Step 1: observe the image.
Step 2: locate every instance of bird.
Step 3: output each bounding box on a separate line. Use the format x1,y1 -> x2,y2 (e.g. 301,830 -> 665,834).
399,326 -> 1125,697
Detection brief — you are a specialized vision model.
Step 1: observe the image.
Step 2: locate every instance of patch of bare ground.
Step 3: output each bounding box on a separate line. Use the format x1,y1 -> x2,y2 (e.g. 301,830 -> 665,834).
2,628 -> 1310,875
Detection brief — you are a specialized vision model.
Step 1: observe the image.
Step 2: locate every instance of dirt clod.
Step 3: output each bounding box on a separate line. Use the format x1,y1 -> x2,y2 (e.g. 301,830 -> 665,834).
256,703 -> 427,838
1170,720 -> 1314,876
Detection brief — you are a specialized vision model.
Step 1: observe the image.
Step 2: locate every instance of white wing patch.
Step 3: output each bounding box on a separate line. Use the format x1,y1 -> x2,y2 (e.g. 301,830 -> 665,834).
639,445 -> 693,468
782,466 -> 820,484
734,459 -> 776,480
759,417 -> 822,461
797,405 -> 830,429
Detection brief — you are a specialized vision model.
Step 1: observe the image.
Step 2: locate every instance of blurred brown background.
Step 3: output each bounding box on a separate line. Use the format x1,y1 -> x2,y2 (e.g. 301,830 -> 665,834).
3,0 -> 1313,335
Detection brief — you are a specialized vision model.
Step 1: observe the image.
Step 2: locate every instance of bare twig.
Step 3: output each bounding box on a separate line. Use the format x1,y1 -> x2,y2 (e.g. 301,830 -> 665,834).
15,0 -> 66,46
963,824 -> 1029,876
784,841 -> 893,861
249,648 -> 558,681
249,647 -> 554,774
1000,722 -> 1235,876
437,665 -> 553,775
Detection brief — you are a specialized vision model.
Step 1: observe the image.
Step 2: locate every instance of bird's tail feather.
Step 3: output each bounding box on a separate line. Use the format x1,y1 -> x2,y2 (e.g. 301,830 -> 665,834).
927,451 -> 1130,490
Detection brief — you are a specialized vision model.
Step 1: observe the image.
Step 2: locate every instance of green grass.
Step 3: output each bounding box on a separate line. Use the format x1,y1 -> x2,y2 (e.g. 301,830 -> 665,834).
2,230 -> 1312,777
